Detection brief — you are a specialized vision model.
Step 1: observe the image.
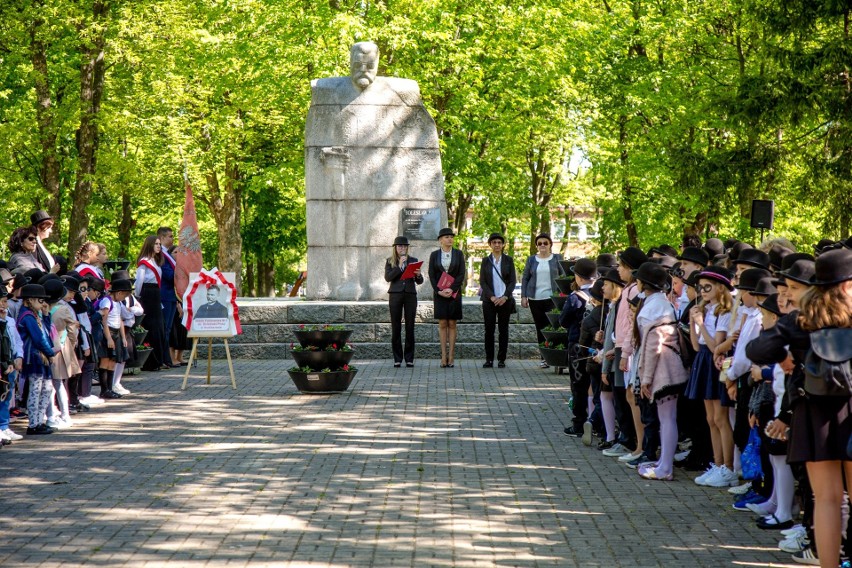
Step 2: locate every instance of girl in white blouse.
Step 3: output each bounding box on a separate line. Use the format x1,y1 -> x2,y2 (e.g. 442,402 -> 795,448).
135,235 -> 168,371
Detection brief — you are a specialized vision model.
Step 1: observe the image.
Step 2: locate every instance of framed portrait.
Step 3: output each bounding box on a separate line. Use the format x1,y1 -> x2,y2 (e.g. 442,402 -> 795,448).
182,270 -> 241,338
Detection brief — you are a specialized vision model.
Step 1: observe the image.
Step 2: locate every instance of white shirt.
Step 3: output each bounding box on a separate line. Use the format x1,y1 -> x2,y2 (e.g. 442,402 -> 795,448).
533,255 -> 553,300
134,260 -> 161,296
698,303 -> 730,346
5,314 -> 23,358
773,363 -> 786,416
441,250 -> 452,271
727,305 -> 763,381
490,254 -> 506,298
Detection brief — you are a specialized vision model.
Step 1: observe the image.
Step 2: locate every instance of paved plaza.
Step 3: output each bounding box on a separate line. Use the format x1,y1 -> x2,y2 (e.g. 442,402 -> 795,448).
1,359 -> 794,567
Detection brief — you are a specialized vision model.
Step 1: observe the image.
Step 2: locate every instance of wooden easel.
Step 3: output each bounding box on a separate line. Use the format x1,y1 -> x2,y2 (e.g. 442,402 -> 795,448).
180,337 -> 237,390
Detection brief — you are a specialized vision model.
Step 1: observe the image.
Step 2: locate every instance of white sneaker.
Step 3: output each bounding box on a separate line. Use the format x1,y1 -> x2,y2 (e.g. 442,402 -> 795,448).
704,465 -> 740,488
602,443 -> 630,457
779,534 -> 808,553
674,450 -> 690,462
694,464 -> 719,485
0,430 -> 11,441
729,481 -> 752,495
81,395 -> 105,406
781,525 -> 805,537
746,500 -> 776,516
113,385 -> 130,395
2,428 -> 23,441
619,451 -> 642,463
47,418 -> 71,430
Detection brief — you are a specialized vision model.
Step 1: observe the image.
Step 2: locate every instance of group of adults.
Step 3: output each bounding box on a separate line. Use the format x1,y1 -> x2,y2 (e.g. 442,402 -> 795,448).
385,226 -> 852,568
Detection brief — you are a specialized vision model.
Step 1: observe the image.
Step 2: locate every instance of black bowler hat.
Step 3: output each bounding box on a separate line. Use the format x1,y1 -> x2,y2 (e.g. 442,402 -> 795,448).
809,248 -> 852,286
703,238 -> 725,259
650,255 -> 677,270
635,262 -> 669,292
649,244 -> 678,258
600,268 -> 625,287
758,294 -> 783,316
44,279 -> 65,304
30,210 -> 53,226
110,279 -> 133,292
487,233 -> 505,244
393,236 -> 410,246
751,277 -> 778,297
596,253 -> 618,269
677,246 -> 709,268
733,248 -> 771,269
60,275 -> 80,291
735,268 -> 772,291
842,236 -> 852,249
777,259 -> 816,285
768,244 -> 794,271
728,241 -> 753,262
589,279 -> 605,302
684,270 -> 701,287
571,258 -> 599,280
618,247 -> 648,270
711,254 -> 729,266
38,273 -> 59,285
697,265 -> 735,290
24,268 -> 45,283
437,228 -> 454,239
814,238 -> 837,253
10,274 -> 30,291
780,252 -> 815,272
111,270 -> 135,283
723,238 -> 739,250
19,283 -> 49,300
0,268 -> 12,284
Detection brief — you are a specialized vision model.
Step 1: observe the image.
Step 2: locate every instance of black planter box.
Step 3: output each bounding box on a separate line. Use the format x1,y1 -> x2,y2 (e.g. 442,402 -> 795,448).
126,349 -> 152,369
546,312 -> 561,328
132,330 -> 148,346
554,278 -> 574,295
539,346 -> 569,367
542,330 -> 569,345
292,350 -> 354,370
551,295 -> 568,311
287,370 -> 357,393
293,330 -> 353,350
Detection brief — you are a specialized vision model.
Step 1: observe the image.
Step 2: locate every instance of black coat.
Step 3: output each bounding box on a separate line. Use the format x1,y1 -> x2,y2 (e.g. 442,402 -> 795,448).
428,248 -> 465,295
385,256 -> 424,294
478,254 -> 516,303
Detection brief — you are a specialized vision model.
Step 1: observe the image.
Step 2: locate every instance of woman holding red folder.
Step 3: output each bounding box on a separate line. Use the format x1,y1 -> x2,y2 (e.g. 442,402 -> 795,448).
428,228 -> 466,368
385,236 -> 424,368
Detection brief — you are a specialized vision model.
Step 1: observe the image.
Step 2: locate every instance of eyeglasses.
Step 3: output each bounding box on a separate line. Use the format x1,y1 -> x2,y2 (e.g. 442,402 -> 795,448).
26,237 -> 37,242
696,284 -> 714,293
536,241 -> 550,247
79,287 -> 89,292
36,299 -> 46,304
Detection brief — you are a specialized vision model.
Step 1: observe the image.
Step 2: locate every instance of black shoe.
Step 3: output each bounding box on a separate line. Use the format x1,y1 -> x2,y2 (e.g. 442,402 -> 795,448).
483,361 -> 493,368
394,362 -> 401,368
597,440 -> 616,451
27,424 -> 54,435
101,391 -> 121,400
406,362 -> 414,368
498,361 -> 506,368
625,453 -> 654,469
563,426 -> 583,437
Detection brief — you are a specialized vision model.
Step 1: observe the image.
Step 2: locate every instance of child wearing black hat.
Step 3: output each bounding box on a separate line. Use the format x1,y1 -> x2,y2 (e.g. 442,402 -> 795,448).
580,279 -> 610,448
16,284 -> 57,435
95,279 -> 132,399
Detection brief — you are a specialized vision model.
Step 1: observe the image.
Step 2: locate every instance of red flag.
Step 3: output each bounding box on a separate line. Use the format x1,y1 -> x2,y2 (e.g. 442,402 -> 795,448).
174,177 -> 203,298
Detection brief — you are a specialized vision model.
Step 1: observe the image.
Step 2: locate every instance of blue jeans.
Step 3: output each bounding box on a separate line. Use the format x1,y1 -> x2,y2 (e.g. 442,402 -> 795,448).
0,371 -> 12,431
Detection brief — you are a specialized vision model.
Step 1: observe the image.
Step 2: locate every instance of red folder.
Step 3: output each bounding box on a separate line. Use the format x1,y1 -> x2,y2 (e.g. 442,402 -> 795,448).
400,260 -> 423,280
437,272 -> 458,298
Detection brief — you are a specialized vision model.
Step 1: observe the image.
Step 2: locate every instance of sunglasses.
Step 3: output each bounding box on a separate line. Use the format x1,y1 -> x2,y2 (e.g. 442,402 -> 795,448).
536,241 -> 550,246
696,284 -> 714,293
26,236 -> 37,242
79,287 -> 89,292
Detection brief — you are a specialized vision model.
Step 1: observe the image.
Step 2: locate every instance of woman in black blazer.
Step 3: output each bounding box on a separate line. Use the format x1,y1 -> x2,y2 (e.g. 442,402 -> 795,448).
479,233 -> 517,368
428,228 -> 466,367
384,236 -> 424,368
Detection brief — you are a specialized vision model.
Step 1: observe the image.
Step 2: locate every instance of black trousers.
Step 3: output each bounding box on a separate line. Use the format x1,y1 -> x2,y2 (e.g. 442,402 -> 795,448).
389,292 -> 417,363
569,344 -> 592,428
527,299 -> 552,345
639,396 -> 660,457
483,301 -> 512,363
613,385 -> 637,450
139,283 -> 166,371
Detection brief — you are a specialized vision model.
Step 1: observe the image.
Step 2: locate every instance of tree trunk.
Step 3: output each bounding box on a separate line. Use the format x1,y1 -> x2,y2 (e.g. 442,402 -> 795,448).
118,187 -> 133,259
258,257 -> 275,297
68,0 -> 108,255
30,14 -> 61,244
203,159 -> 243,292
244,256 -> 255,297
618,115 -> 638,247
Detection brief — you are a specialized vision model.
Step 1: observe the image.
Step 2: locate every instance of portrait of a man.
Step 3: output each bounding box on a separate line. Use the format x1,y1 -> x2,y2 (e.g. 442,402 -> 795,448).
194,285 -> 228,319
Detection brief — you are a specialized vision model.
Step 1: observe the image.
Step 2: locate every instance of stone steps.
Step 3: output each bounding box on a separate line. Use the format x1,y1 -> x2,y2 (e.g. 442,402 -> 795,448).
199,298 -> 543,360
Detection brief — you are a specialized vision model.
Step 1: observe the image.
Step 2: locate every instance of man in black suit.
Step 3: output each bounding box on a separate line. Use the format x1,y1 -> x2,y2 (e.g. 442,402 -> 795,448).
479,233 -> 517,368
195,285 -> 228,319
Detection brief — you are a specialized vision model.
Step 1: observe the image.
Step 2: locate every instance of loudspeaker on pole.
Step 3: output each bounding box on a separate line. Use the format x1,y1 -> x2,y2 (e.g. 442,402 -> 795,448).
750,199 -> 775,230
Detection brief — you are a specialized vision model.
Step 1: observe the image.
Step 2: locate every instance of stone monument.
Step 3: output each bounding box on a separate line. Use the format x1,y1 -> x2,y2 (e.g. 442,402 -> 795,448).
305,41 -> 447,300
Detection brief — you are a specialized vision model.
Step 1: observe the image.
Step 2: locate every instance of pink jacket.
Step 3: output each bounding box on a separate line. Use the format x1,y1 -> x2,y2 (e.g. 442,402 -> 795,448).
615,283 -> 639,355
638,316 -> 689,397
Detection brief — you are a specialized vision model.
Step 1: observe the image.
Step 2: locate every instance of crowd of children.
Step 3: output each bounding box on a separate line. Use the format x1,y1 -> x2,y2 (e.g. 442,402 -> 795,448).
555,235 -> 852,568
1,211 -> 186,444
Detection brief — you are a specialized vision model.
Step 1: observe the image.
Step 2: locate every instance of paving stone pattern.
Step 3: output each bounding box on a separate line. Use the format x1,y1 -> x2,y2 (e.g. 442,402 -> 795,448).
0,360 -> 790,567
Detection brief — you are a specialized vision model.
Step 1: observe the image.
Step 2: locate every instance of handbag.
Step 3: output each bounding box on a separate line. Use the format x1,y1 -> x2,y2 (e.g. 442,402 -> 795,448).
741,426 -> 763,481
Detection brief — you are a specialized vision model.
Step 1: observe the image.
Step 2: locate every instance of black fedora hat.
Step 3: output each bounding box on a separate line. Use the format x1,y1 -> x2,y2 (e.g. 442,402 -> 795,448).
768,244 -> 794,271
571,258 -> 599,280
635,262 -> 669,291
735,268 -> 772,291
757,294 -> 783,316
780,252 -> 815,272
650,255 -> 678,270
618,247 -> 648,270
814,238 -> 837,254
589,279 -> 605,302
777,259 -> 816,285
649,244 -> 678,258
703,238 -> 725,259
600,268 -> 625,287
30,210 -> 53,226
751,277 -> 778,297
595,253 -> 618,269
487,232 -> 505,244
677,246 -> 709,268
697,265 -> 735,290
110,279 -> 133,292
19,283 -> 49,300
393,236 -> 410,246
733,248 -> 771,269
437,227 -> 454,239
44,279 -> 65,304
809,248 -> 852,286
728,241 -> 754,261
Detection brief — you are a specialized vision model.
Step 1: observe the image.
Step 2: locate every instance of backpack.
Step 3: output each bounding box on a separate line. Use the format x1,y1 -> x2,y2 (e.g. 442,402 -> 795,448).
803,328 -> 852,397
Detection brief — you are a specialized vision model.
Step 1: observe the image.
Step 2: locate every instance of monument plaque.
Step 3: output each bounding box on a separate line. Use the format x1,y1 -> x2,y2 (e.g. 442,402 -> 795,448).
401,208 -> 441,241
